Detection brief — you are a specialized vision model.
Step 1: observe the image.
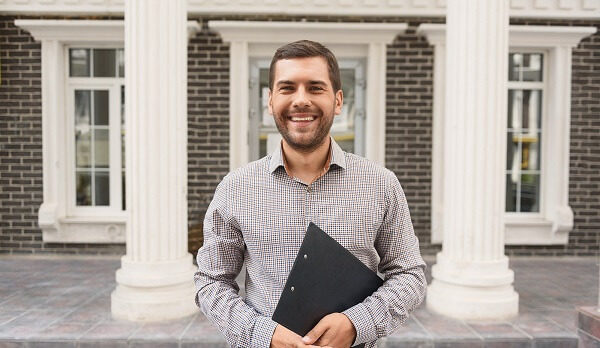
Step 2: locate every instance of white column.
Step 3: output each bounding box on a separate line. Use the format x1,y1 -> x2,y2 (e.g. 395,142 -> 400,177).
111,0 -> 197,321
426,0 -> 519,320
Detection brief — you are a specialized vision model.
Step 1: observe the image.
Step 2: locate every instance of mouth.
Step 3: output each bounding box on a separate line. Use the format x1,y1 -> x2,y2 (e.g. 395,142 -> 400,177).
288,113 -> 317,123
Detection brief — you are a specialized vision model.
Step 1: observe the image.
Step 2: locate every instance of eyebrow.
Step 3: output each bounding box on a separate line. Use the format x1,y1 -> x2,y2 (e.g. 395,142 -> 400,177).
275,80 -> 328,86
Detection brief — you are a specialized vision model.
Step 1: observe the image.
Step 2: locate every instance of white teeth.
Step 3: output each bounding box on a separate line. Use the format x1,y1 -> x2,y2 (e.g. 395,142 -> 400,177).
291,117 -> 314,121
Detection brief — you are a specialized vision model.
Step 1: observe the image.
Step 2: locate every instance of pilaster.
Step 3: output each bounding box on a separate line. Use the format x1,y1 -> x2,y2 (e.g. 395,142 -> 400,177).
426,0 -> 519,320
111,0 -> 198,321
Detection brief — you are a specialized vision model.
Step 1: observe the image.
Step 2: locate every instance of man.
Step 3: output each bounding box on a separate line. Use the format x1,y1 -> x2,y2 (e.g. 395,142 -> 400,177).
195,40 -> 426,348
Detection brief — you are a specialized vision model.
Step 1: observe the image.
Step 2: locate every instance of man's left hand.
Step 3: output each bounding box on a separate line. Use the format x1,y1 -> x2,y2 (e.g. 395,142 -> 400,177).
301,313 -> 357,348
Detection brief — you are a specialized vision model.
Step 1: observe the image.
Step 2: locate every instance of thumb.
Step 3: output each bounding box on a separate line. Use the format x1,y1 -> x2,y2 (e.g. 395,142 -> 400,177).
302,319 -> 328,344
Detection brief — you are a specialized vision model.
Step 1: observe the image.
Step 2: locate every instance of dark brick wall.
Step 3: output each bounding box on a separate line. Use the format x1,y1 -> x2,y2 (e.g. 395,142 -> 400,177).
0,16 -> 124,255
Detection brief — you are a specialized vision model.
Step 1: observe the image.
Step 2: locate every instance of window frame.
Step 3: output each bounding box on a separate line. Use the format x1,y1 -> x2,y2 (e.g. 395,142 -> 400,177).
505,49 -> 548,217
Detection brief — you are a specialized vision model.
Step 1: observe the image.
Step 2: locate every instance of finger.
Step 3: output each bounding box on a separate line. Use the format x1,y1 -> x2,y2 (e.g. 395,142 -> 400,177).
302,318 -> 330,344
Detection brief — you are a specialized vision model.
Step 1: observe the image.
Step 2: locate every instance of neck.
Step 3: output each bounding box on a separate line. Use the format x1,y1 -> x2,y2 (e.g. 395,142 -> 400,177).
282,137 -> 331,183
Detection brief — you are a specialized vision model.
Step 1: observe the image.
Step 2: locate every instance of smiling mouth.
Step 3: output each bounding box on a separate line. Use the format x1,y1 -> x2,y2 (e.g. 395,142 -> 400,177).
290,116 -> 315,121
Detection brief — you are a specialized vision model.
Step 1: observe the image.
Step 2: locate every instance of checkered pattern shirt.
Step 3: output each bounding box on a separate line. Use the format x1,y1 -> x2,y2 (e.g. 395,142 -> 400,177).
195,138 -> 427,348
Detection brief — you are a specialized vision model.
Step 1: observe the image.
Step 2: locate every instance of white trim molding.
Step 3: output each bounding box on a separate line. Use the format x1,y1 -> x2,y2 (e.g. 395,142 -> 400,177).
418,23 -> 597,245
14,19 -> 200,244
209,20 -> 407,170
2,0 -> 600,19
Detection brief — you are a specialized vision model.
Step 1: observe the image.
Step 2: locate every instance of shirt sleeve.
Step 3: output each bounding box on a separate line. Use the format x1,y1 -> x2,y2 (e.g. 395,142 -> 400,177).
342,172 -> 427,345
194,177 -> 278,348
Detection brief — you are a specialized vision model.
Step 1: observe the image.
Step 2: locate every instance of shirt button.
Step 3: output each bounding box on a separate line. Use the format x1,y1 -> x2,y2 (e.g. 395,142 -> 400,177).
291,286 -> 295,292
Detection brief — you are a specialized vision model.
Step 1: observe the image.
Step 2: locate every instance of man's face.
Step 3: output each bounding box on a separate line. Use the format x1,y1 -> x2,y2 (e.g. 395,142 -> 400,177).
268,57 -> 343,152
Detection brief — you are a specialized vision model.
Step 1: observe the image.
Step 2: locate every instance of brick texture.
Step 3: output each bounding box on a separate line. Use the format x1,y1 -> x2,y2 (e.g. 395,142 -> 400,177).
1,14 -> 597,256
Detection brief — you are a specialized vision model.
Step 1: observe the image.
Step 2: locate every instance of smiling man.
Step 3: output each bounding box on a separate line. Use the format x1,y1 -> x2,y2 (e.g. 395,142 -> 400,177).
194,40 -> 426,348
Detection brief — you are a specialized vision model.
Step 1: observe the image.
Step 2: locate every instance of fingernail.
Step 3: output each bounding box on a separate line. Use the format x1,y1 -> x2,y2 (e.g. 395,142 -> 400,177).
302,336 -> 310,343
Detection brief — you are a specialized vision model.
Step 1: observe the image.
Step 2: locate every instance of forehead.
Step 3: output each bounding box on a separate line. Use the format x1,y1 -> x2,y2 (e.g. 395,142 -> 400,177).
273,57 -> 330,84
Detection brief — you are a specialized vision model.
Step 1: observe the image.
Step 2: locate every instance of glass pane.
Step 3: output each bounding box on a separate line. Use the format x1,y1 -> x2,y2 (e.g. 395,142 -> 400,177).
521,90 -> 542,130
506,132 -> 519,170
75,90 -> 91,126
522,54 -> 543,82
521,132 -> 541,171
508,89 -> 542,131
505,174 -> 518,212
118,48 -> 125,77
121,85 -> 125,169
70,48 -> 90,77
75,128 -> 91,168
333,69 -> 355,132
94,171 -> 110,206
508,53 -> 521,82
76,171 -> 92,206
93,49 -> 116,77
122,170 -> 126,210
93,90 -> 109,126
520,174 -> 540,212
94,129 -> 110,168
508,53 -> 543,82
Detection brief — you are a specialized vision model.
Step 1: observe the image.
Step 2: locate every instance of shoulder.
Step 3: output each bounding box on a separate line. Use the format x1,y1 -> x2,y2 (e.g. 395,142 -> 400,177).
217,156 -> 271,189
343,152 -> 400,185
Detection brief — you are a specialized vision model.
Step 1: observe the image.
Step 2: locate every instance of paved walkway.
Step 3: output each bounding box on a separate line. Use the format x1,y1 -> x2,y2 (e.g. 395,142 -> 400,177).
0,255 -> 597,347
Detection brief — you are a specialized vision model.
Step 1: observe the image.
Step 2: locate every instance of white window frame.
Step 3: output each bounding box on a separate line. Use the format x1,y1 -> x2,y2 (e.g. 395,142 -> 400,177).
208,21 -> 407,170
66,76 -> 124,217
14,19 -> 199,243
418,24 -> 597,245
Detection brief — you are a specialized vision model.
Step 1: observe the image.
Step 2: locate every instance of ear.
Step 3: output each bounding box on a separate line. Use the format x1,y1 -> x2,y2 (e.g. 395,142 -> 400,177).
334,89 -> 343,115
268,89 -> 274,115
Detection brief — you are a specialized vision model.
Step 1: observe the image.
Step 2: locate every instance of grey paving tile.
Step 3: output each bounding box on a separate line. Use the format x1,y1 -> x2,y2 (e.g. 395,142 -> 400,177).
413,309 -> 481,340
483,341 -> 531,348
383,340 -> 434,348
34,321 -> 93,339
27,341 -> 77,348
509,314 -> 576,340
532,338 -> 578,348
78,340 -> 129,348
0,309 -> 70,339
433,340 -> 484,348
129,315 -> 196,340
81,319 -> 142,340
467,322 -> 529,340
179,313 -> 223,341
387,316 -> 432,341
0,342 -> 25,348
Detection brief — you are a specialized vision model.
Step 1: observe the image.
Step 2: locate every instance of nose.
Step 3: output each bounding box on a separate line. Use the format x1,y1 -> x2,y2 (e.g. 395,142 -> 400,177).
292,86 -> 311,108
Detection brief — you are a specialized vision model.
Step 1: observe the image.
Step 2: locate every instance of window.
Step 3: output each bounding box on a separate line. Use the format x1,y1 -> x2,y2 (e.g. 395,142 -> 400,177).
67,48 -> 125,213
248,59 -> 365,160
506,52 -> 545,213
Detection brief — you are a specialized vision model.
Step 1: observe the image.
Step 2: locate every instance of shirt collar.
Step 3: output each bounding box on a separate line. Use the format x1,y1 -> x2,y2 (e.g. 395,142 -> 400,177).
268,136 -> 347,174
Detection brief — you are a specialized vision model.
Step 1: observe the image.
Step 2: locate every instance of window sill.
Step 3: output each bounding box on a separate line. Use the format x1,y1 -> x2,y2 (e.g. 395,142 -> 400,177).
41,214 -> 126,244
504,208 -> 572,245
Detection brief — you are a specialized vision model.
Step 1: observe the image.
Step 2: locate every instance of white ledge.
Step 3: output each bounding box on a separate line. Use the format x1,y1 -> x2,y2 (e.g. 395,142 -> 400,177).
2,0 -> 600,19
418,24 -> 597,47
209,21 -> 408,44
14,20 -> 201,42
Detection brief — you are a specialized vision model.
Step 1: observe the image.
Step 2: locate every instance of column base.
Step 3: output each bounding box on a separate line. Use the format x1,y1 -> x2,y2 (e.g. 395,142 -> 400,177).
111,254 -> 199,322
426,252 -> 519,321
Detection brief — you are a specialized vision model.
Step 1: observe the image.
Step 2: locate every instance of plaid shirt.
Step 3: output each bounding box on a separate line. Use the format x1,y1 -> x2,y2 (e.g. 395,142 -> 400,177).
195,138 -> 427,348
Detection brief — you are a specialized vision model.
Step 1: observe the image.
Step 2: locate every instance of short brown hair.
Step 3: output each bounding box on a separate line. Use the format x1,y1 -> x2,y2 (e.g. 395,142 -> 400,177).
269,40 -> 341,92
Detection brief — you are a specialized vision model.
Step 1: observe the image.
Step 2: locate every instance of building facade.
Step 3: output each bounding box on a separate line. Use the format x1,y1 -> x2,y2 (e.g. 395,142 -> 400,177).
0,0 -> 599,321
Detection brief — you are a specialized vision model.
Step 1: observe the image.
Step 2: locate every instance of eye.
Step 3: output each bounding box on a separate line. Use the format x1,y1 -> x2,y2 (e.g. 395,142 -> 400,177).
310,86 -> 324,91
279,86 -> 294,91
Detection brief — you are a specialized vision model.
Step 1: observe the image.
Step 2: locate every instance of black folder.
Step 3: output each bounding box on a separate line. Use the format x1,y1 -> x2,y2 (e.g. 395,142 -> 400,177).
272,222 -> 383,347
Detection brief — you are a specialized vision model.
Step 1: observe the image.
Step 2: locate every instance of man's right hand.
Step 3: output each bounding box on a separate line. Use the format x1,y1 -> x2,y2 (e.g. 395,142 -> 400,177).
270,324 -> 330,348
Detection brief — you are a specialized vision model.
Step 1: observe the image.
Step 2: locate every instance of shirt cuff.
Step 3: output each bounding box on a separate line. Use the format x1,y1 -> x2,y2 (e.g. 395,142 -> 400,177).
250,316 -> 279,348
342,303 -> 377,345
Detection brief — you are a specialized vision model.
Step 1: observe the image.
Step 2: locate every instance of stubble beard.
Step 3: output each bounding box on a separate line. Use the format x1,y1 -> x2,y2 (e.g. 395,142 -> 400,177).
274,107 -> 335,153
